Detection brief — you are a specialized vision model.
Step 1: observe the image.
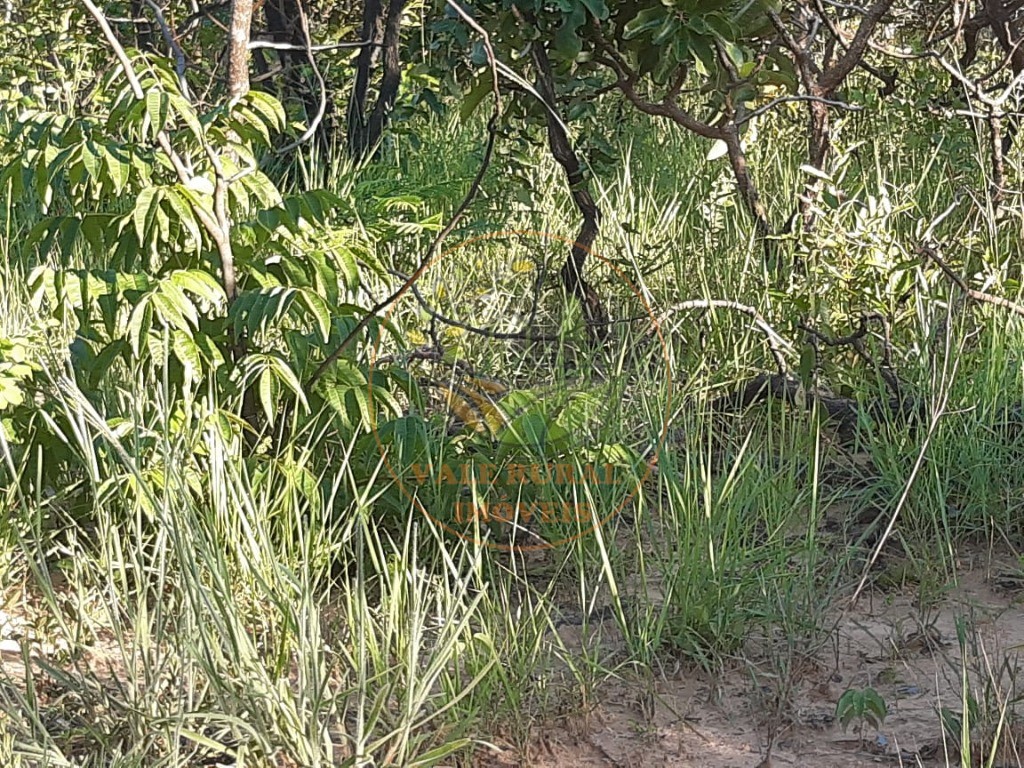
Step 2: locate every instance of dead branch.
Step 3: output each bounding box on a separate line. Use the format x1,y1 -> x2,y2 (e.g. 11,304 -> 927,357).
919,245 -> 1024,319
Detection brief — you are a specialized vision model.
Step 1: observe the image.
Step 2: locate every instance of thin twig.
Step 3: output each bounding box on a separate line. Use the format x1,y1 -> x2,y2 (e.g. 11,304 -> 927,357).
388,270 -> 560,343
919,245 -> 1024,318
799,314 -> 900,395
248,38 -> 370,51
737,94 -> 863,126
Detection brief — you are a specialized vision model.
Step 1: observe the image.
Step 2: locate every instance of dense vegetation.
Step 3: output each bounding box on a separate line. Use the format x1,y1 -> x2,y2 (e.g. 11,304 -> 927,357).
3,1 -> 1024,765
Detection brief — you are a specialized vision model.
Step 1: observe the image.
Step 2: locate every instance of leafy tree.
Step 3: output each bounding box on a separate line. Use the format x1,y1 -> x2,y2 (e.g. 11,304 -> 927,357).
0,1 -> 411,499
448,0 -> 904,269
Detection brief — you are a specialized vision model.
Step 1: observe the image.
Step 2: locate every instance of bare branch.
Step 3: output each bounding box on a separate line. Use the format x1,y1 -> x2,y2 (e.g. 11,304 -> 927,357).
388,270 -> 560,343
920,245 -> 1024,319
248,38 -> 368,51
819,0 -> 896,93
737,93 -> 863,126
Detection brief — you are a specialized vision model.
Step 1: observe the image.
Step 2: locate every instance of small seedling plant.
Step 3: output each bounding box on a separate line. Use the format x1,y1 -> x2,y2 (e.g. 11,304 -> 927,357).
836,686 -> 888,745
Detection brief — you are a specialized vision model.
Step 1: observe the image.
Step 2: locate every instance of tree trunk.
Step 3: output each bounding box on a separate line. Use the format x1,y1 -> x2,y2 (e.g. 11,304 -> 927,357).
130,0 -> 154,51
227,0 -> 254,100
531,42 -> 609,343
723,127 -> 776,268
363,0 -> 407,155
793,0 -> 896,232
985,0 -> 1024,154
264,0 -> 335,154
800,94 -> 831,230
347,0 -> 386,157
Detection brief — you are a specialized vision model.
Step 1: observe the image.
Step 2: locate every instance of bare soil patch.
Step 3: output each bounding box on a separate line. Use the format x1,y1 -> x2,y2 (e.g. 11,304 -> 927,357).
476,552 -> 1024,768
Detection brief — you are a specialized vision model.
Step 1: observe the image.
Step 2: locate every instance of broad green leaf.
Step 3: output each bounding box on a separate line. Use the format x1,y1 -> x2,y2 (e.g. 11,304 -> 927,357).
145,88 -> 168,139
168,93 -> 204,139
164,187 -> 203,249
102,144 -> 130,194
246,90 -> 287,132
169,269 -> 226,307
133,186 -> 160,242
459,71 -> 495,122
554,18 -> 583,60
579,0 -> 608,20
299,289 -> 332,343
623,7 -> 665,40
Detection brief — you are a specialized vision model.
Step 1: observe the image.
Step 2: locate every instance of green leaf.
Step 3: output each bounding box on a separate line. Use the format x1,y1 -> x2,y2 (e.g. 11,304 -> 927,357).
168,93 -> 204,139
102,144 -> 131,194
334,245 -> 359,292
127,299 -> 153,356
798,344 -> 816,386
169,269 -> 226,307
623,7 -> 666,40
406,739 -> 473,768
192,331 -> 225,369
652,16 -> 681,46
164,187 -> 203,250
299,289 -> 332,343
460,71 -> 495,122
172,330 -> 202,387
245,90 -> 287,132
720,39 -> 745,69
240,170 -> 282,208
499,411 -> 549,453
145,88 -> 168,139
133,186 -> 160,242
554,19 -> 583,60
861,688 -> 888,728
152,282 -> 198,329
57,216 -> 81,259
578,0 -> 608,20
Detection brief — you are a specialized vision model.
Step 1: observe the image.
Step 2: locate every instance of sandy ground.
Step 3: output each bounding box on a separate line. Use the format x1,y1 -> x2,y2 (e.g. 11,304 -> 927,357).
474,553 -> 1024,768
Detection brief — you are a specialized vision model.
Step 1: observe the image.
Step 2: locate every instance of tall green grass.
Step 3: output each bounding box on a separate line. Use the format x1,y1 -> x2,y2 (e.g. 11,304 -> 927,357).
4,83 -> 1024,766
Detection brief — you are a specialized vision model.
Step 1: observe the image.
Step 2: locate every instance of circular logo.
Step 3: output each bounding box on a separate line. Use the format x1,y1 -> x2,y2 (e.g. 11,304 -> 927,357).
368,230 -> 672,551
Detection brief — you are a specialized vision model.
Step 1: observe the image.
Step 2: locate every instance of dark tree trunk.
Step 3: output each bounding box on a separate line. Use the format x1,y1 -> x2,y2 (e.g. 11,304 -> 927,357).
347,0 -> 386,157
130,0 -> 154,51
364,0 -> 407,154
985,0 -> 1024,154
264,0 -> 335,154
347,0 -> 405,159
530,42 -> 609,343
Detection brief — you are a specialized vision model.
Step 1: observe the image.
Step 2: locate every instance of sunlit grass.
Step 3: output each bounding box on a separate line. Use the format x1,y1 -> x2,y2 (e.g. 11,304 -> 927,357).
4,83 -> 1024,766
